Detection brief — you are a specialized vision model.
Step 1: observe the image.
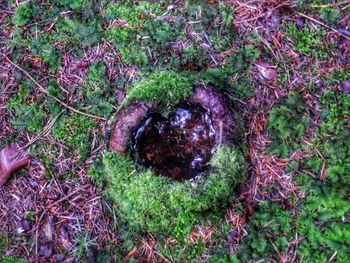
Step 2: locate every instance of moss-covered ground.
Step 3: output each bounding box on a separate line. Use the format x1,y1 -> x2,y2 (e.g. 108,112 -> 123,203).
0,0 -> 350,262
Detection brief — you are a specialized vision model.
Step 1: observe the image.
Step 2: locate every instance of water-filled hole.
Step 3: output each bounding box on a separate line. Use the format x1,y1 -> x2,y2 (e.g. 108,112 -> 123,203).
132,103 -> 217,180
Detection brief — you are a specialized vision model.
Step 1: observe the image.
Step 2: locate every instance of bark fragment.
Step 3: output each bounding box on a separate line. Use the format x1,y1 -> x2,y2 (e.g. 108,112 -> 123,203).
190,86 -> 237,147
109,101 -> 151,155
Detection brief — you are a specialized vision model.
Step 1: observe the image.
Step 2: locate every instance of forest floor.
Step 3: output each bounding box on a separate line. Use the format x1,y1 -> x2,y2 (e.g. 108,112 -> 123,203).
0,1 -> 350,262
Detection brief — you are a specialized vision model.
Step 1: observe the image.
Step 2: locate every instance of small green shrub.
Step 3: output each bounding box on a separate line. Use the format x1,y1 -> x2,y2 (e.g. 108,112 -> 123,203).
267,92 -> 310,158
91,147 -> 245,237
73,232 -> 97,259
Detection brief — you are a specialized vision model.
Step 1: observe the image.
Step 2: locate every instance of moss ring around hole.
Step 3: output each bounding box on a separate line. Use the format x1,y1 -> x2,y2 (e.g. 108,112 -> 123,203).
101,72 -> 247,236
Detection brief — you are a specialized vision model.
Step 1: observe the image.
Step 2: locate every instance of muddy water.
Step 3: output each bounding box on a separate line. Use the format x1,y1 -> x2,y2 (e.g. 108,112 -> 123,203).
132,103 -> 217,180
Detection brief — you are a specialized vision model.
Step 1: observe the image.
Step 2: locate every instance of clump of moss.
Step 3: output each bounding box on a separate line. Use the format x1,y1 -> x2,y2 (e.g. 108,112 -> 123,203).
85,62 -> 115,118
285,23 -> 329,60
52,114 -> 98,162
267,92 -> 310,158
8,80 -> 47,134
236,201 -> 293,262
1,257 -> 25,263
91,146 -> 245,237
124,71 -> 193,112
0,235 -> 24,263
104,1 -> 176,66
281,88 -> 350,262
12,3 -> 33,26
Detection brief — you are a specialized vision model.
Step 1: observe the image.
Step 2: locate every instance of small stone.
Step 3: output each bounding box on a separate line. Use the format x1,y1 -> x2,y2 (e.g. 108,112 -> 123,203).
43,216 -> 55,241
296,17 -> 305,29
17,218 -> 31,233
342,81 -> 350,95
270,10 -> 281,28
227,229 -> 239,243
256,62 -> 277,80
315,79 -> 324,89
40,242 -> 54,257
59,225 -> 72,250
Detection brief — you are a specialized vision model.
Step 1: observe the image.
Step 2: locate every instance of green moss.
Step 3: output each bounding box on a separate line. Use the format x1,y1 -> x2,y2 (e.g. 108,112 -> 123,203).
91,147 -> 245,237
7,80 -> 47,134
124,71 -> 193,112
0,235 -> 9,255
104,1 -> 174,66
236,201 -> 293,261
295,172 -> 350,262
84,62 -> 115,117
267,92 -> 310,158
321,89 -> 350,133
52,114 -> 98,162
29,35 -> 62,73
285,23 -> 329,60
319,7 -> 341,26
12,3 -> 33,26
54,18 -> 103,48
290,88 -> 350,262
1,257 -> 26,263
0,236 -> 25,263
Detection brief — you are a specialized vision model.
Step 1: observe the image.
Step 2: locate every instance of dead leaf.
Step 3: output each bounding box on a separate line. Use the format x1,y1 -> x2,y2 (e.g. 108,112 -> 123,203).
0,143 -> 30,187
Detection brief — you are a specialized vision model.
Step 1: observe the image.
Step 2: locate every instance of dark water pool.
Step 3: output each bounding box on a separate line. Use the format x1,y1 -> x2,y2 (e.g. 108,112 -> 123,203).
132,103 -> 217,180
